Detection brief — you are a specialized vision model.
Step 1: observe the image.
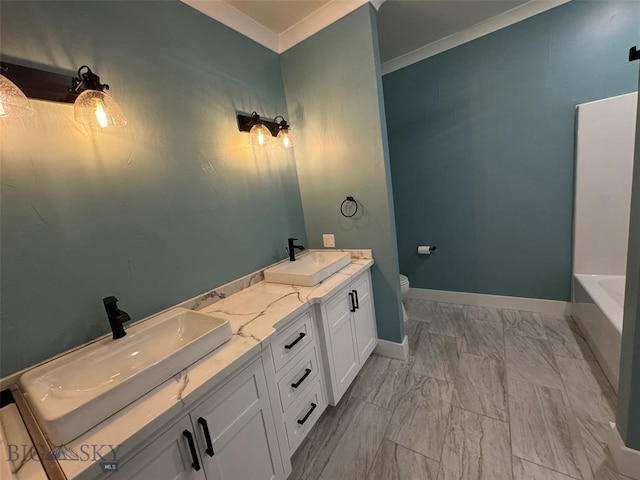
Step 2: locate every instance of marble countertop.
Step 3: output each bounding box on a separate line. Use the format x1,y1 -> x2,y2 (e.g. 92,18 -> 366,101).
55,251 -> 373,480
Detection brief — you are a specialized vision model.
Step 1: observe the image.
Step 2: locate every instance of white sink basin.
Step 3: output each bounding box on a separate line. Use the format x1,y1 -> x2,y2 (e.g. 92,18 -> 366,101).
20,308 -> 232,445
264,251 -> 351,286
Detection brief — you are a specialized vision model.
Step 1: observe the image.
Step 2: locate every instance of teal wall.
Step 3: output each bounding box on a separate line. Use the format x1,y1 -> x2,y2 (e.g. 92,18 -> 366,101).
617,72 -> 640,450
383,1 -> 640,301
0,1 -> 306,376
281,5 -> 404,343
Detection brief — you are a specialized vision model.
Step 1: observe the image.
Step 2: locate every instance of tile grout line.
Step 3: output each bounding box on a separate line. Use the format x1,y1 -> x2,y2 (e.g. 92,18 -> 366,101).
308,396 -> 366,480
385,305 -> 450,476
299,301 -> 607,480
454,313 -> 510,422
388,439 -> 442,465
501,307 -> 517,480
451,403 -> 511,424
364,421 -> 389,479
434,304 -> 468,480
512,454 -> 583,480
551,339 -> 599,480
525,334 -> 591,479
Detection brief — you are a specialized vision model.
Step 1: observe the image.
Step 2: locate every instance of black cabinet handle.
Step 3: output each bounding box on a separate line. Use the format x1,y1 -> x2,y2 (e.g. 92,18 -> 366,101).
353,289 -> 359,309
284,332 -> 306,350
183,430 -> 201,471
197,417 -> 215,457
297,402 -> 317,425
348,292 -> 356,312
291,368 -> 312,389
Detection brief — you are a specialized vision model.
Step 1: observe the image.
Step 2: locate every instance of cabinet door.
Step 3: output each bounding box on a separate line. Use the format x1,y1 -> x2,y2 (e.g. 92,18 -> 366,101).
323,287 -> 359,403
353,297 -> 376,365
109,415 -> 205,480
351,272 -> 377,365
191,358 -> 283,480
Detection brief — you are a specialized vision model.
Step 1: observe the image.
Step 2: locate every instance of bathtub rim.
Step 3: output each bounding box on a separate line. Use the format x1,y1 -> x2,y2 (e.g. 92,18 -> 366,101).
574,273 -> 624,334
572,274 -> 623,393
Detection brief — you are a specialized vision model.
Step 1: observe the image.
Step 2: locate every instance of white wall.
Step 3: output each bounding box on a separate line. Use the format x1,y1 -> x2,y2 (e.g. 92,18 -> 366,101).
574,92 -> 637,275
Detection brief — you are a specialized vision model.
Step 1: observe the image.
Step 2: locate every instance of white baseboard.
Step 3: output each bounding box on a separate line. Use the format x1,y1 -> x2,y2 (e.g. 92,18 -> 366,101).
608,422 -> 640,479
375,335 -> 408,361
406,288 -> 572,316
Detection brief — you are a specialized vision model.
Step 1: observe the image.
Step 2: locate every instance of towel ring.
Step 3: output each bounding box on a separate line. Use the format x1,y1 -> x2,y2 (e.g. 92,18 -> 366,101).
340,196 -> 358,218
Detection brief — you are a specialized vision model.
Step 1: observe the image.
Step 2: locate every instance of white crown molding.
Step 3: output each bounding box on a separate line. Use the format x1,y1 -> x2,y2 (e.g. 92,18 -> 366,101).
381,0 -> 571,76
278,0 -> 369,53
369,0 -> 387,11
181,0 -> 280,52
182,0 -> 379,54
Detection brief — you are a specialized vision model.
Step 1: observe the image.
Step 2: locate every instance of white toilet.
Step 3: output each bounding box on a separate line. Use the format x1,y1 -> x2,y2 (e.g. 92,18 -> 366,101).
399,274 -> 410,323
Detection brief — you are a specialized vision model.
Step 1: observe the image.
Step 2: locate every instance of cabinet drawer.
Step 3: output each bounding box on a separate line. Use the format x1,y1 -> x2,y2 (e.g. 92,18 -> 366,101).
284,380 -> 325,454
277,346 -> 320,413
271,311 -> 315,373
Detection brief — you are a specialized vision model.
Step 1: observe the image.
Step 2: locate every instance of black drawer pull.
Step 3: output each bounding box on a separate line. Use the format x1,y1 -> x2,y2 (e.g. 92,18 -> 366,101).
284,332 -> 306,350
197,417 -> 215,457
182,430 -> 201,471
291,368 -> 312,389
353,289 -> 360,309
348,292 -> 356,312
297,402 -> 317,425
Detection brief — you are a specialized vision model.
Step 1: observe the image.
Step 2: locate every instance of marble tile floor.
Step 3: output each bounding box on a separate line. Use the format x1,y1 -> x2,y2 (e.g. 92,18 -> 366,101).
289,300 -> 628,480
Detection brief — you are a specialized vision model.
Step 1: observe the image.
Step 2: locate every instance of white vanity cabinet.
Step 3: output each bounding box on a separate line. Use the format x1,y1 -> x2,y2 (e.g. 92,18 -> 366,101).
317,269 -> 377,405
110,357 -> 284,480
105,415 -> 205,480
17,254 -> 380,480
269,310 -> 327,456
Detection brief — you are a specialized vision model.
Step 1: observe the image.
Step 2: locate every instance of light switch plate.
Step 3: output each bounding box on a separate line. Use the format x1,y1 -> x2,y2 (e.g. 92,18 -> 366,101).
323,234 -> 335,248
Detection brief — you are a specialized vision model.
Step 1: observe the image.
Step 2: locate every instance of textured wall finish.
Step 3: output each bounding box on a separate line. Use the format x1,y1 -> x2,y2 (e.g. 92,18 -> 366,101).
383,0 -> 640,301
0,1 -> 306,376
281,5 -> 404,343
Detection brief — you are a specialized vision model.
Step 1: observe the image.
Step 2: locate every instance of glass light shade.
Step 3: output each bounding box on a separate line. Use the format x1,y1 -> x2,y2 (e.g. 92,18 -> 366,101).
249,123 -> 271,146
0,74 -> 33,118
277,128 -> 295,149
74,89 -> 127,128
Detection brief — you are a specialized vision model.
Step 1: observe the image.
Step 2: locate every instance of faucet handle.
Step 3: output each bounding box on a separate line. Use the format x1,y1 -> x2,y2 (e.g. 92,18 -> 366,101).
103,296 -> 118,307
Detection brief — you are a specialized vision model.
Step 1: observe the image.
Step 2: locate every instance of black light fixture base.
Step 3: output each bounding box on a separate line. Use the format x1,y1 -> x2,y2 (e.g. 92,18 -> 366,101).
630,46 -> 640,62
1,61 -> 79,103
237,112 -> 281,137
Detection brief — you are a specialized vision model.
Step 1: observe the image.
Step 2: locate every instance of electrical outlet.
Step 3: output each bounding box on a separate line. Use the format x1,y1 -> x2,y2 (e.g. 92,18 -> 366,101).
323,234 -> 335,248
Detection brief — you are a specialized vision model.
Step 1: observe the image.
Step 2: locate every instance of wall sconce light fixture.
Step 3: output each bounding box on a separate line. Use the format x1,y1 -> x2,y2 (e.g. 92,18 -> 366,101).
0,69 -> 32,118
73,66 -> 127,128
237,111 -> 294,148
274,116 -> 294,149
0,61 -> 127,129
248,112 -> 272,146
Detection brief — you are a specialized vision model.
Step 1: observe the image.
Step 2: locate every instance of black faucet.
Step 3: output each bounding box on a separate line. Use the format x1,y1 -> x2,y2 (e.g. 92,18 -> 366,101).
287,237 -> 305,261
103,296 -> 131,339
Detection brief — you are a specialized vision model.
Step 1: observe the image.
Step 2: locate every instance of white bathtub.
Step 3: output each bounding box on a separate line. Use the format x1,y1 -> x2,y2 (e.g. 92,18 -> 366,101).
572,274 -> 625,392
